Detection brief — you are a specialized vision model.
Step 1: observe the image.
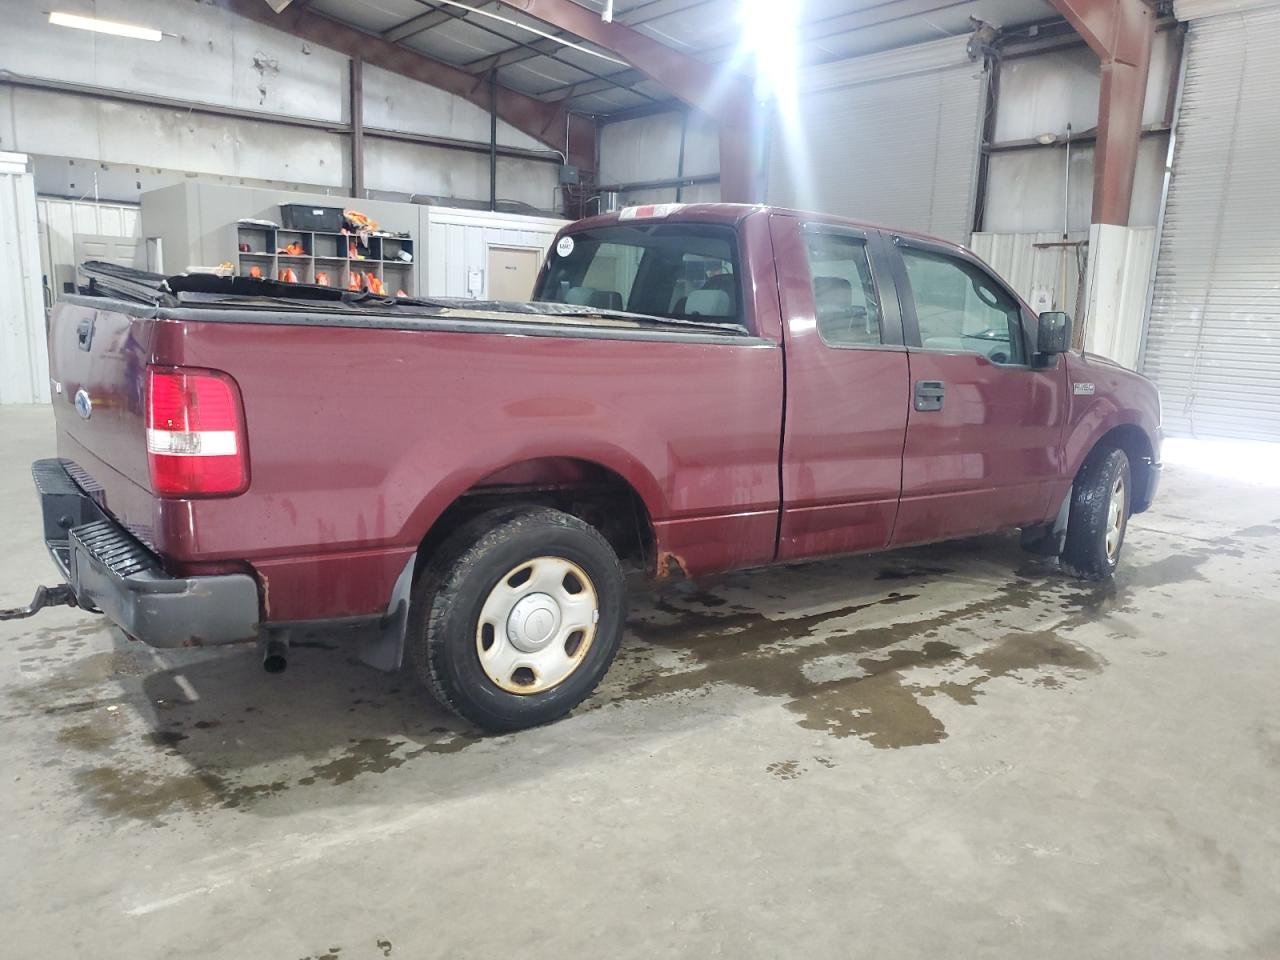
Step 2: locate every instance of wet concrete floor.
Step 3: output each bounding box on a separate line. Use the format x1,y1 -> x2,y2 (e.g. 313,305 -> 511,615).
2,405 -> 1278,958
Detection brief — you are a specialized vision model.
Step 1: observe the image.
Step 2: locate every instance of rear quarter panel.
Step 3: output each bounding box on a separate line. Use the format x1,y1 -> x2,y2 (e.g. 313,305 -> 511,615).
150,318 -> 784,620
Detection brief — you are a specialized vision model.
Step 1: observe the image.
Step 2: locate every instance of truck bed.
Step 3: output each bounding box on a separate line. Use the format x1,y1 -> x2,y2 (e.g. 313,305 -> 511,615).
49,263 -> 784,626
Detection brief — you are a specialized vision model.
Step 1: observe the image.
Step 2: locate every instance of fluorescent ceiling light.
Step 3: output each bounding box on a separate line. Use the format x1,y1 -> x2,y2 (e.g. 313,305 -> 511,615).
433,0 -> 627,66
49,11 -> 163,41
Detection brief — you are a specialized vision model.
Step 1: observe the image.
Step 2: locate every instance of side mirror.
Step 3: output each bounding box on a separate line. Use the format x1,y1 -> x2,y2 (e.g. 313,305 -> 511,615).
1037,311 -> 1072,355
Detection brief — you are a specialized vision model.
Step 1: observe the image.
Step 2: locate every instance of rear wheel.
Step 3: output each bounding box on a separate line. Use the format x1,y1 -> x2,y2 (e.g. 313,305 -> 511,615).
408,507 -> 625,732
1061,446 -> 1131,580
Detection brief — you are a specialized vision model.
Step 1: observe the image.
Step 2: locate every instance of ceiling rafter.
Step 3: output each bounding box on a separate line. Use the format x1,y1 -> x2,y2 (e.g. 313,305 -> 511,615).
382,0 -> 660,103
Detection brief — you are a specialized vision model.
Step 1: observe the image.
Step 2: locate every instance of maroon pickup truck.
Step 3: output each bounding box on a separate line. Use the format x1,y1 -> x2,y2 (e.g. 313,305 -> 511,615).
9,203 -> 1161,731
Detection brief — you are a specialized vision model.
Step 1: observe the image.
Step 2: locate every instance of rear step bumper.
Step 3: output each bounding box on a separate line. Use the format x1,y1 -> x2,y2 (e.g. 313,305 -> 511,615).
32,459 -> 260,647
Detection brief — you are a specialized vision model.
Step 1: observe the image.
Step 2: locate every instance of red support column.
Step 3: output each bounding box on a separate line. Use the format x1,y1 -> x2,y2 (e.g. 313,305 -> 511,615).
1048,0 -> 1156,225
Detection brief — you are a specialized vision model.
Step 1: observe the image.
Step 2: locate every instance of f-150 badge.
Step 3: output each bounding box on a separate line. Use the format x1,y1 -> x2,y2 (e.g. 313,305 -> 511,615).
1073,382 -> 1096,396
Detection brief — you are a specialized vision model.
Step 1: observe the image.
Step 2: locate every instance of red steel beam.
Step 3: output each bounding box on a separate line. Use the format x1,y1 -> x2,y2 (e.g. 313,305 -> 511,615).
218,0 -> 594,176
1047,0 -> 1156,225
495,0 -> 758,202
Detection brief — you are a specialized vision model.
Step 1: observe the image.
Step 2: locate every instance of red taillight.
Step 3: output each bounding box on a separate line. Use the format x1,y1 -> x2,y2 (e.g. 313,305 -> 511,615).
145,367 -> 248,497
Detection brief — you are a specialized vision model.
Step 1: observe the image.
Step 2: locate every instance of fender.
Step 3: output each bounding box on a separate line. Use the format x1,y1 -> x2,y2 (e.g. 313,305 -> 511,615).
398,438 -> 671,555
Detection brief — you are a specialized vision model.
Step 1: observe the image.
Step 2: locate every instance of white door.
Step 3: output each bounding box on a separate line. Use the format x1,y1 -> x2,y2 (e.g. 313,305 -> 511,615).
487,246 -> 542,302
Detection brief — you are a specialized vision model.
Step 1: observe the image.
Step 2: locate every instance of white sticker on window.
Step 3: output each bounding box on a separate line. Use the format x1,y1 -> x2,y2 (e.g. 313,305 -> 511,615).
556,236 -> 575,257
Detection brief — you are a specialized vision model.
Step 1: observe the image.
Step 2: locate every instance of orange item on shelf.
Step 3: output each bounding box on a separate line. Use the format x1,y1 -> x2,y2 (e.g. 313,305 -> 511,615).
315,271 -> 331,286
284,241 -> 306,256
348,239 -> 365,260
278,267 -> 298,283
347,272 -> 362,291
248,265 -> 263,279
365,272 -> 385,296
395,289 -> 408,298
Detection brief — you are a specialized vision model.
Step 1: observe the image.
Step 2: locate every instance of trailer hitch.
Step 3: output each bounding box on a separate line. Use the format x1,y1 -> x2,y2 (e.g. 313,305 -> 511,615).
0,584 -> 79,621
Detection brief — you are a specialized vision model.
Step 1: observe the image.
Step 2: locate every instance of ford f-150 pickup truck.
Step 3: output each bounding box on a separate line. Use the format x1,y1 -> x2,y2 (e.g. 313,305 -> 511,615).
6,203 -> 1161,731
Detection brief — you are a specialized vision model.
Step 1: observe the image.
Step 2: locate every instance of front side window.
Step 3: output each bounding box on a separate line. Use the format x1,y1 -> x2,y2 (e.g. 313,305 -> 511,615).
802,230 -> 883,347
901,248 -> 1024,365
536,223 -> 743,326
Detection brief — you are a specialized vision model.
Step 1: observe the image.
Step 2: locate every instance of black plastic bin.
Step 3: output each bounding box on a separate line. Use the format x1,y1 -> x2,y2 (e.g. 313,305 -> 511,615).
279,204 -> 344,232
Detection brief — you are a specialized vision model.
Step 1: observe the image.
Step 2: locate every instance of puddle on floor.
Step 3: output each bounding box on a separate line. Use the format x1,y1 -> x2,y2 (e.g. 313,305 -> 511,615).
5,527 -> 1241,821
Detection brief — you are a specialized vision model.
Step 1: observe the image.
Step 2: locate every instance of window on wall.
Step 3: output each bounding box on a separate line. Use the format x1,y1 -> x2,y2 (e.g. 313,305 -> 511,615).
802,231 -> 883,347
901,248 -> 1025,365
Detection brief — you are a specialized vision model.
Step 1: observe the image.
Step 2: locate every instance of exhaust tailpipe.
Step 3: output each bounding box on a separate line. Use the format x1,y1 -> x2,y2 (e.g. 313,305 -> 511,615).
261,633 -> 289,674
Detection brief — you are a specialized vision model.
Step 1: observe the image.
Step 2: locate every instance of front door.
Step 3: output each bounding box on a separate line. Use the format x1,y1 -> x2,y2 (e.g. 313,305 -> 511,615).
887,235 -> 1068,546
773,216 -> 911,561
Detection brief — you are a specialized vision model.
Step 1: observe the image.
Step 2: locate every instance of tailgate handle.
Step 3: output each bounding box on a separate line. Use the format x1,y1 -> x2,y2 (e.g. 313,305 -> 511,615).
914,380 -> 945,412
76,317 -> 94,351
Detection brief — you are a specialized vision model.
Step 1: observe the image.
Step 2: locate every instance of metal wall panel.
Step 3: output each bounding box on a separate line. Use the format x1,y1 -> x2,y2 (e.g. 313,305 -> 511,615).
767,37 -> 984,243
1144,6 -> 1280,439
0,154 -> 50,405
970,231 -> 1089,318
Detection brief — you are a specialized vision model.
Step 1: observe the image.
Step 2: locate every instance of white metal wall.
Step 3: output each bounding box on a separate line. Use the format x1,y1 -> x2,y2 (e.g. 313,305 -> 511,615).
1144,2 -> 1280,439
421,206 -> 567,300
37,197 -> 141,298
970,231 -> 1089,318
0,154 -> 50,405
767,37 -> 984,243
0,0 -> 557,208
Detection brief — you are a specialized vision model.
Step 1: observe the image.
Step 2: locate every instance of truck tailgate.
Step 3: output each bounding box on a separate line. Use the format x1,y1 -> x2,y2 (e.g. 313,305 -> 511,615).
47,300 -> 157,544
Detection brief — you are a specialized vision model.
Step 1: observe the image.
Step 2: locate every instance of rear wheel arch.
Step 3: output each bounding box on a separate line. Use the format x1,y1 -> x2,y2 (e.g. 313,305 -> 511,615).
413,456 -> 660,580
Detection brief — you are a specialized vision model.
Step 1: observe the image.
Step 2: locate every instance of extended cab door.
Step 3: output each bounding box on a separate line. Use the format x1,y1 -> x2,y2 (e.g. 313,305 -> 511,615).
772,215 -> 910,561
884,234 -> 1068,546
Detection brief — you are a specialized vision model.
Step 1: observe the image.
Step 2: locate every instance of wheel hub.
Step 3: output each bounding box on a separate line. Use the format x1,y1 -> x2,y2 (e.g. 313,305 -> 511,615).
506,592 -> 562,653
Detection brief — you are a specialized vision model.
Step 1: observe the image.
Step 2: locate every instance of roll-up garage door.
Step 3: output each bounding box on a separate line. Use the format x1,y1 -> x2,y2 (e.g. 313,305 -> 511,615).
766,36 -> 985,244
1143,2 -> 1280,440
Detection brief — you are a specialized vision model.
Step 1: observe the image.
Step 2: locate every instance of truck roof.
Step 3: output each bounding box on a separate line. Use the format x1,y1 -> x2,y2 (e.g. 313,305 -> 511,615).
567,202 -> 970,257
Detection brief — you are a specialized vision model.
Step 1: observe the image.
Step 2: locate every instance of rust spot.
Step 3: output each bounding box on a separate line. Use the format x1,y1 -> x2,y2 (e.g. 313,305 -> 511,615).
656,550 -> 690,581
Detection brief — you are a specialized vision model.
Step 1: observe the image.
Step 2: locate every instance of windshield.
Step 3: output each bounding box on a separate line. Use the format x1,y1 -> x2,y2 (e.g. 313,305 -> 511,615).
535,223 -> 744,328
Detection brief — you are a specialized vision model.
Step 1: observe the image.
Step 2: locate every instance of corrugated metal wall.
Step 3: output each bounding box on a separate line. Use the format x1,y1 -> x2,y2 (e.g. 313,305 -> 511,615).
0,154 -> 51,405
970,232 -> 1089,317
422,207 -> 566,300
768,37 -> 984,243
1145,3 -> 1280,439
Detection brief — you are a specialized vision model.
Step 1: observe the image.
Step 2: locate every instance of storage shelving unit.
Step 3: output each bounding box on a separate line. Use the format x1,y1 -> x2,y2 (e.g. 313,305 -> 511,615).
236,223 -> 415,293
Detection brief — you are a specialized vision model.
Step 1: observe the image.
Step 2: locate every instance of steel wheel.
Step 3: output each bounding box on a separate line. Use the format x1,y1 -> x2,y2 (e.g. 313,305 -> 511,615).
475,556 -> 599,695
1105,472 -> 1126,560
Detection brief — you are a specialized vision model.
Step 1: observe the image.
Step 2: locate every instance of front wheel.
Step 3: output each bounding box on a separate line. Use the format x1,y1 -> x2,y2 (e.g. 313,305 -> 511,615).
1061,446 -> 1131,580
408,507 -> 625,732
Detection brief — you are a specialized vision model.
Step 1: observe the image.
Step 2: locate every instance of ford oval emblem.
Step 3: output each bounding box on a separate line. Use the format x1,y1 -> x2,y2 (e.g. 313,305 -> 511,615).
74,388 -> 93,420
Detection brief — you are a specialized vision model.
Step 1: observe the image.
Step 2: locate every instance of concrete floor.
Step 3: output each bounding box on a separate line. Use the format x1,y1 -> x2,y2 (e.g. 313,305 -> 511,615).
2,404 -> 1278,960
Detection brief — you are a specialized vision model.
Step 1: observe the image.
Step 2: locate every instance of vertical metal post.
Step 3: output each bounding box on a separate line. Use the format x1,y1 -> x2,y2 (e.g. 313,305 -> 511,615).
349,57 -> 364,198
489,72 -> 499,212
675,109 -> 688,203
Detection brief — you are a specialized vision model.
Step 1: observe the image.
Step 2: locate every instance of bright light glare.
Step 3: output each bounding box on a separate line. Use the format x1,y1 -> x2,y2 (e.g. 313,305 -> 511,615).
49,11 -> 162,41
741,0 -> 800,107
1163,437 -> 1280,488
740,0 -> 810,207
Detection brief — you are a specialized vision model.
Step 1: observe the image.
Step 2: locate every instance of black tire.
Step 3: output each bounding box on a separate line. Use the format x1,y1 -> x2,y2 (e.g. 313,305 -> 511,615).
407,507 -> 626,732
1061,446 -> 1131,580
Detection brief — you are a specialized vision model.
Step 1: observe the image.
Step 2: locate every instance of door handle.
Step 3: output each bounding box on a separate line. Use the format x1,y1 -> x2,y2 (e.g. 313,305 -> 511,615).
76,317 -> 94,351
914,380 -> 945,412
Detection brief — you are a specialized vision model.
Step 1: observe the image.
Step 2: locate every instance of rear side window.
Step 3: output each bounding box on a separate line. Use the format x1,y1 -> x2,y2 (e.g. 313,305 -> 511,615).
901,248 -> 1025,365
802,231 -> 883,347
536,223 -> 744,327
